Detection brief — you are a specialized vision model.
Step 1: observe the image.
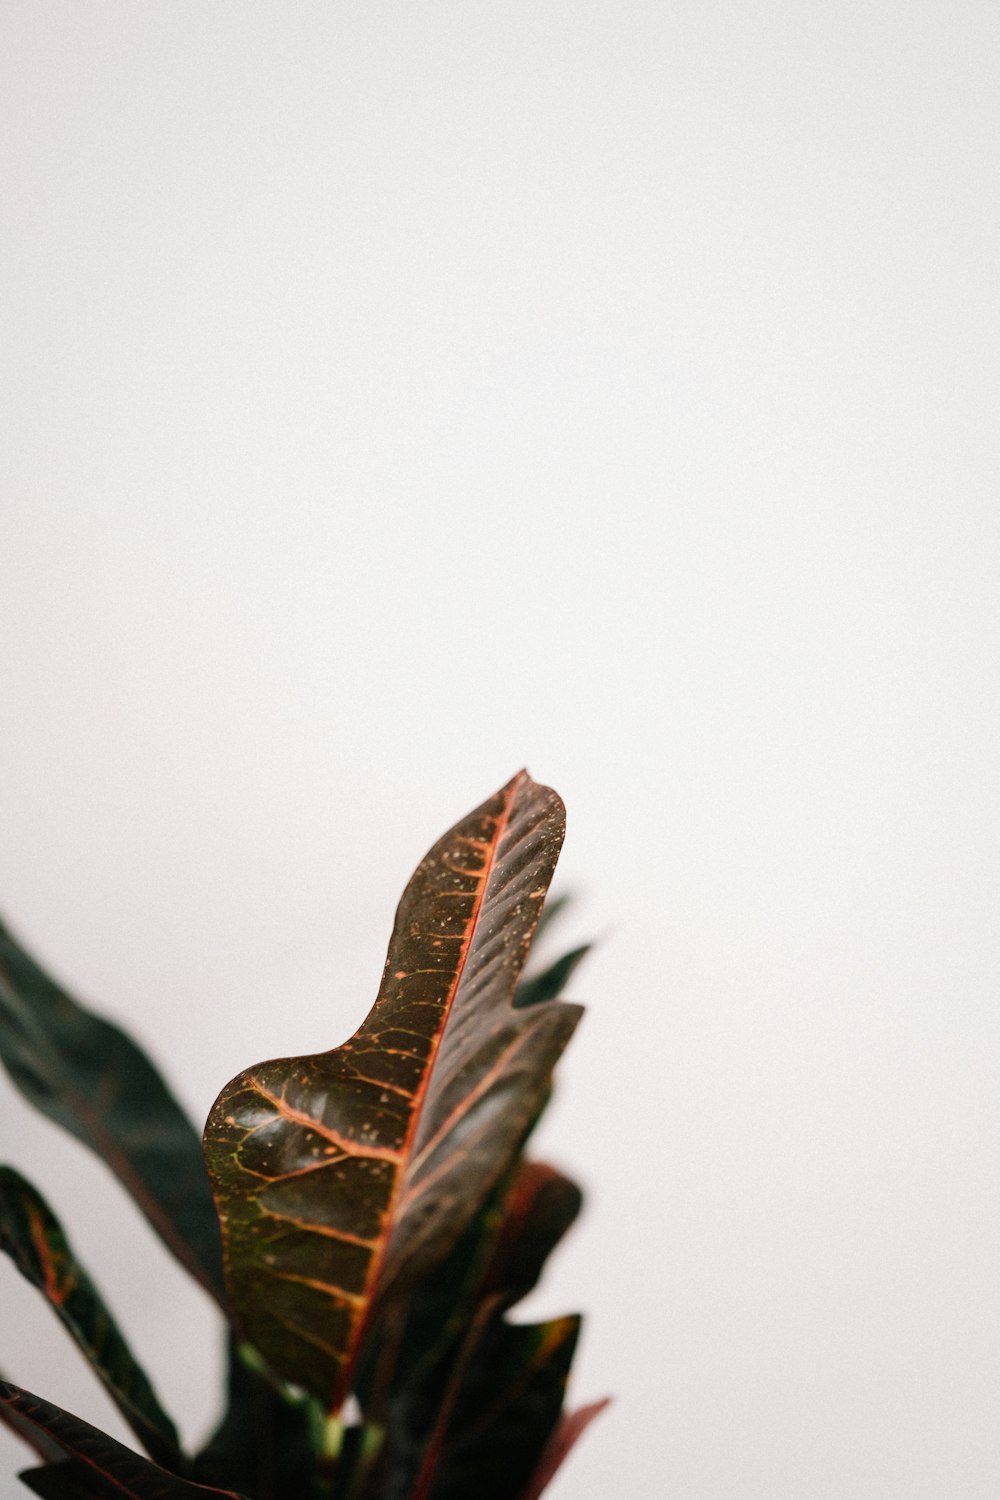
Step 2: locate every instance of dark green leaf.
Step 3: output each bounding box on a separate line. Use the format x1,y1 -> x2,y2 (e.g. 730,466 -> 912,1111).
352,1192 -> 502,1438
0,920 -> 224,1302
205,771 -> 581,1408
192,1340 -> 315,1500
516,944 -> 590,1010
0,1168 -> 181,1470
0,1383 -> 247,1498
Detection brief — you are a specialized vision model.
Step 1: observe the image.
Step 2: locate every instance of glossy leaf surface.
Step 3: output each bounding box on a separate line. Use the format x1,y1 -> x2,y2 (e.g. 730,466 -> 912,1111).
205,772 -> 581,1408
0,1168 -> 180,1470
0,1384 -> 246,1498
0,921 -> 224,1301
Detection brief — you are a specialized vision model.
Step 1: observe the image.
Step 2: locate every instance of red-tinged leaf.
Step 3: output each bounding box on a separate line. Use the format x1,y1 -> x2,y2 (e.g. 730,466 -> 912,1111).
360,1157 -> 582,1423
0,920 -> 224,1302
350,1156 -> 584,1500
1,1385 -> 64,1464
204,771 -> 582,1409
408,1295 -> 502,1500
415,1315 -> 582,1500
0,1168 -> 181,1470
356,1154 -> 586,1500
396,1174 -> 587,1500
518,1398 -> 611,1500
0,1383 -> 246,1499
481,1161 -> 583,1310
19,1461 -> 112,1498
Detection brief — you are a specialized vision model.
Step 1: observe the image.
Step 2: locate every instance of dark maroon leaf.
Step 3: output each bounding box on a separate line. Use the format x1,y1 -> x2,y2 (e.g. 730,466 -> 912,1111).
19,1464 -> 111,1500
353,1158 -> 584,1500
0,1168 -> 181,1469
0,1383 -> 246,1498
1,1384 -> 64,1464
518,1398 -> 611,1500
357,1156 -> 580,1420
417,1315 -> 582,1500
516,945 -> 591,1010
0,920 -> 224,1302
481,1161 -> 583,1310
205,771 -> 581,1408
19,1459 -> 128,1499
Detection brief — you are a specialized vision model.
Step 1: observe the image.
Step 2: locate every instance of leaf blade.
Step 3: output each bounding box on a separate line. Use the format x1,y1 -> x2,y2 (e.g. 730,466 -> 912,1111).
481,1160 -> 583,1310
517,1399 -> 611,1500
358,1157 -> 586,1499
419,1315 -> 582,1500
0,921 -> 224,1302
205,771 -> 581,1408
516,943 -> 591,1009
192,1340 -> 315,1500
0,1383 -> 247,1498
19,1460 -> 116,1498
0,1168 -> 181,1471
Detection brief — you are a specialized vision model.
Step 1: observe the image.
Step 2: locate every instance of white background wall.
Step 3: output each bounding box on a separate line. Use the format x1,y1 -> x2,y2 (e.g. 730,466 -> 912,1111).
2,4 -> 999,1496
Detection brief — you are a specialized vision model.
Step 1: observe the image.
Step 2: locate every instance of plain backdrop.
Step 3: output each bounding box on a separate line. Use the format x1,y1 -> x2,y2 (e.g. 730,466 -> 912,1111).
2,4 -> 999,1497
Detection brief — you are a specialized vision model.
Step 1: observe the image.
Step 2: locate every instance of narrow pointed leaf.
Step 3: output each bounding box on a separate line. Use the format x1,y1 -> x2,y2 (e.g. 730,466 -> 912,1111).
19,1460 -> 129,1499
371,1157 -> 582,1413
353,1161 -> 583,1498
19,1461 -> 106,1498
1,1385 -> 64,1464
516,945 -> 591,1010
481,1161 -> 583,1309
205,771 -> 581,1408
0,1168 -> 181,1470
348,1192 -> 499,1444
518,1399 -> 611,1500
0,1384 -> 247,1498
417,1315 -> 582,1500
409,1296 -> 502,1500
0,921 -> 224,1301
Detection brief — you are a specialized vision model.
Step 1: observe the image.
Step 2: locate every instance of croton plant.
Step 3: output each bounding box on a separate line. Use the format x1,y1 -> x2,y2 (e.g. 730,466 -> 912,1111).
0,771 -> 606,1498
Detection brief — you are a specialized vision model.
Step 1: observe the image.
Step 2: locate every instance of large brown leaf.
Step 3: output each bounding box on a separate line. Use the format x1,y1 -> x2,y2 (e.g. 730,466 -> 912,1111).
204,772 -> 581,1409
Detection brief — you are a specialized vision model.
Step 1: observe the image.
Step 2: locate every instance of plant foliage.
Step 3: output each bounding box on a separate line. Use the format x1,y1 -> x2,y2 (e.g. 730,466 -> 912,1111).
0,772 -> 605,1498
